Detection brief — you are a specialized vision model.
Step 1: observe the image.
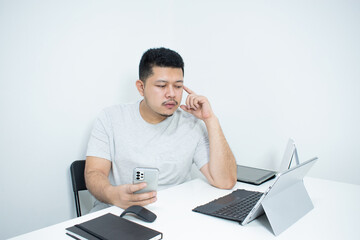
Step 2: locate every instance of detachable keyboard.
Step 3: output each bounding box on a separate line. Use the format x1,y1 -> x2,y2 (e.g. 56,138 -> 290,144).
213,191 -> 263,222
193,189 -> 263,223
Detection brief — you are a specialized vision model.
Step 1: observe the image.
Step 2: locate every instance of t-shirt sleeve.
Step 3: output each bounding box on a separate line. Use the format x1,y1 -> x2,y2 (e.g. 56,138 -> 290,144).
193,121 -> 210,169
86,110 -> 112,161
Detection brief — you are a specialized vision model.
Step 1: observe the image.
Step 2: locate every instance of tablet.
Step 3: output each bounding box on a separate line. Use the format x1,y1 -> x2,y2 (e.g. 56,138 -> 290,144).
236,165 -> 277,185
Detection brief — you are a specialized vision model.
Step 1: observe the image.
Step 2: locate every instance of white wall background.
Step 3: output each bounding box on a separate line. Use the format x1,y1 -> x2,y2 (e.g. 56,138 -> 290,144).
0,0 -> 359,238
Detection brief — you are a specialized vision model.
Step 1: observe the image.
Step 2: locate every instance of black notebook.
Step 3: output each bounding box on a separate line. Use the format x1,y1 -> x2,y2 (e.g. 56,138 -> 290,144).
66,213 -> 162,240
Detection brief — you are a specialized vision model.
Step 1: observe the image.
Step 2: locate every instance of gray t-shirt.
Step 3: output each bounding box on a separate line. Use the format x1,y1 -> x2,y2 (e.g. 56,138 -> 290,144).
86,100 -> 210,192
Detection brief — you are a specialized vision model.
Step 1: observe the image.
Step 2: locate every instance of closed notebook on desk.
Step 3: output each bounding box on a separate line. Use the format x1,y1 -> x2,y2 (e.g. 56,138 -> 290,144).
66,213 -> 162,240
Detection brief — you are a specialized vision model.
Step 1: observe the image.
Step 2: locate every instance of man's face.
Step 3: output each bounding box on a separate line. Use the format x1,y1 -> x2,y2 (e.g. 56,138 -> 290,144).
137,66 -> 184,121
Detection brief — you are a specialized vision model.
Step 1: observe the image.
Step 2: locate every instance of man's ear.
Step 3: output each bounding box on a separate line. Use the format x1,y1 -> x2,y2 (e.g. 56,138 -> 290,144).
136,80 -> 145,96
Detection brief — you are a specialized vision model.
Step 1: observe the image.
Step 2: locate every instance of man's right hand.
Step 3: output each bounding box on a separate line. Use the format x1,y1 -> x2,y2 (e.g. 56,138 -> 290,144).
85,156 -> 157,210
107,183 -> 157,209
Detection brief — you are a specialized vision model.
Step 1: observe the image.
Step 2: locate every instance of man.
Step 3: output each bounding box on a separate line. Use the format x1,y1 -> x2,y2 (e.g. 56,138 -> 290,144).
85,47 -> 236,211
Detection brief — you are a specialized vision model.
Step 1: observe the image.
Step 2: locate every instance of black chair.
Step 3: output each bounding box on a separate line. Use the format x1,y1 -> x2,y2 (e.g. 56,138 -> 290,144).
70,160 -> 87,217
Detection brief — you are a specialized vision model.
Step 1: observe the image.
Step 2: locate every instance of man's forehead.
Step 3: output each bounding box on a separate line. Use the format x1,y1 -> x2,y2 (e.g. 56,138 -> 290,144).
152,66 -> 183,75
145,66 -> 184,83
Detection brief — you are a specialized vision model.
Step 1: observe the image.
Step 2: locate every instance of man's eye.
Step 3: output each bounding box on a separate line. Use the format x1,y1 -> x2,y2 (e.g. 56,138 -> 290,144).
175,85 -> 183,89
156,85 -> 166,88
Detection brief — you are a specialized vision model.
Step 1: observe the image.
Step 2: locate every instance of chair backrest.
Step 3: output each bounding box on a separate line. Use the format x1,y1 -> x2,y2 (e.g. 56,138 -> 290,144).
70,160 -> 87,217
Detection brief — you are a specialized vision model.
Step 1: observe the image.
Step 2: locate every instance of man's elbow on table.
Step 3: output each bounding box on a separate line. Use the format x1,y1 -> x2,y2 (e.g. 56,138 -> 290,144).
201,165 -> 237,190
212,176 -> 237,190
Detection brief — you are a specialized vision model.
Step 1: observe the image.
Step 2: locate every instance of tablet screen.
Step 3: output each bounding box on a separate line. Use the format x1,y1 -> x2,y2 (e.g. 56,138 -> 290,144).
237,165 -> 277,185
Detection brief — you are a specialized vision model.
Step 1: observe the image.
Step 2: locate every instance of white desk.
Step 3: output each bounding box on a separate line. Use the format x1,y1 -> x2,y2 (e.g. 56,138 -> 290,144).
11,177 -> 360,239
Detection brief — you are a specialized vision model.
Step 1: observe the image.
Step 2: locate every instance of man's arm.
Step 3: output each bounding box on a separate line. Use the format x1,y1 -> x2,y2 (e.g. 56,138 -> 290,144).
180,86 -> 237,189
84,156 -> 157,209
200,116 -> 237,189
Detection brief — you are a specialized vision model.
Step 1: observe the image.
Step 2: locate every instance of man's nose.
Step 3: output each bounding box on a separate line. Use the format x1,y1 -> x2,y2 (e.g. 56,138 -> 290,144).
166,86 -> 175,98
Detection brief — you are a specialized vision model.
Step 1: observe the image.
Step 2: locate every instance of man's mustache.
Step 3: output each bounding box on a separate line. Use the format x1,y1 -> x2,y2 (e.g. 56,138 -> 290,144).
162,100 -> 178,105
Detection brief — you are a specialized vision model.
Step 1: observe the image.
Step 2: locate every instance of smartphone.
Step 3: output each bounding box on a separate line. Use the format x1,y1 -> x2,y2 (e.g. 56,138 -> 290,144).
133,167 -> 159,194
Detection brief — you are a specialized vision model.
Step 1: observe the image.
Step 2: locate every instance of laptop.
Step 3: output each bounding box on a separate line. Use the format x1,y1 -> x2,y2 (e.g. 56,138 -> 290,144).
236,138 -> 300,185
193,157 -> 318,225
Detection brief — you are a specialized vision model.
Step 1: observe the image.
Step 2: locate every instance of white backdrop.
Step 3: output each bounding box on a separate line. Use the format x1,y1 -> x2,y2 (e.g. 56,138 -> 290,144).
0,0 -> 359,239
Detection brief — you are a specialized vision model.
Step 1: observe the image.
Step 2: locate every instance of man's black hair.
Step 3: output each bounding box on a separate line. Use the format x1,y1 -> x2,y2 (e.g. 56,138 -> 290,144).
139,47 -> 184,82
